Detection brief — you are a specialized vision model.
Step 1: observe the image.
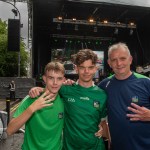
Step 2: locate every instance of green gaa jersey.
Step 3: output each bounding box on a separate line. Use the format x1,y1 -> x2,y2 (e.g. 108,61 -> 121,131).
13,94 -> 64,150
59,83 -> 107,150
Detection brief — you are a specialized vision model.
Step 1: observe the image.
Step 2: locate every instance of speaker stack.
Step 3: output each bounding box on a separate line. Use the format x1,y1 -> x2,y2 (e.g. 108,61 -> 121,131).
7,19 -> 20,52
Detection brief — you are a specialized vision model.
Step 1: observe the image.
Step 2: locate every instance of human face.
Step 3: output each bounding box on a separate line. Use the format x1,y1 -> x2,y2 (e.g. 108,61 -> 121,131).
75,59 -> 97,86
108,47 -> 132,80
43,70 -> 65,94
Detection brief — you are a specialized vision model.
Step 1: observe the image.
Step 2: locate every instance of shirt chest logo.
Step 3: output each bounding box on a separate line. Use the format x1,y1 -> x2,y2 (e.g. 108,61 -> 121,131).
131,96 -> 139,103
80,97 -> 90,101
93,101 -> 100,108
67,98 -> 75,102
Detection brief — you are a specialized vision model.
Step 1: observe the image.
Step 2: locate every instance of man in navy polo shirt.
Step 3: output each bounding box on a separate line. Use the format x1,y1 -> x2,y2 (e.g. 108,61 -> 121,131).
99,42 -> 150,150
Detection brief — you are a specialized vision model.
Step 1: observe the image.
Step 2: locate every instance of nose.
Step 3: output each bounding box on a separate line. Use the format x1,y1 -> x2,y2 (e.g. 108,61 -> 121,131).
116,59 -> 121,66
84,67 -> 89,73
53,79 -> 57,84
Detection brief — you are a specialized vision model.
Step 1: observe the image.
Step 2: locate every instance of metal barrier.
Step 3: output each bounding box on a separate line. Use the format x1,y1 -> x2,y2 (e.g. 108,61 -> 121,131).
0,111 -> 8,142
6,97 -> 10,124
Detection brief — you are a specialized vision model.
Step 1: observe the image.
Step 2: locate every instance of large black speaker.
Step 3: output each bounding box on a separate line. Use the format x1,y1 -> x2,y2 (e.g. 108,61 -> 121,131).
7,19 -> 20,52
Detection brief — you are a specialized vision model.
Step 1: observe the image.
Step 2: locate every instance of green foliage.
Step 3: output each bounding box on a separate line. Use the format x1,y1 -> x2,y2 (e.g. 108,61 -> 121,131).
0,19 -> 29,77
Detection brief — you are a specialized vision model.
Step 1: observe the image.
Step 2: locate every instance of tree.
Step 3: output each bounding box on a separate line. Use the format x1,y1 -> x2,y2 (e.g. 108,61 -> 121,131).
0,19 -> 29,77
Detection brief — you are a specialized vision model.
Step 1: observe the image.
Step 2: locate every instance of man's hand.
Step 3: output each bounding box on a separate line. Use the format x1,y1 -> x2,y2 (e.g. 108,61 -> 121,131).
29,91 -> 55,113
127,103 -> 150,121
29,87 -> 44,98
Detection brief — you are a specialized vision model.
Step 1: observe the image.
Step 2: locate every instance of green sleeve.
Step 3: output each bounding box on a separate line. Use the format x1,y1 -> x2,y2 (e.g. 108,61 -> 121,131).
13,95 -> 35,118
101,93 -> 107,119
59,85 -> 66,96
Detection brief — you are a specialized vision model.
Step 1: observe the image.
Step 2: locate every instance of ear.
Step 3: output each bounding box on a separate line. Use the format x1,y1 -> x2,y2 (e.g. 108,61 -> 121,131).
129,55 -> 133,64
42,75 -> 46,83
63,77 -> 66,82
107,59 -> 112,68
95,65 -> 98,70
75,65 -> 78,74
94,65 -> 98,73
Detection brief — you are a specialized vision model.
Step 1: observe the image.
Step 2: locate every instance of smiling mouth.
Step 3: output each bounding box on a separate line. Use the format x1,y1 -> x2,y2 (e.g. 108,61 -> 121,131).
83,76 -> 91,79
83,74 -> 91,77
117,67 -> 124,69
52,87 -> 59,89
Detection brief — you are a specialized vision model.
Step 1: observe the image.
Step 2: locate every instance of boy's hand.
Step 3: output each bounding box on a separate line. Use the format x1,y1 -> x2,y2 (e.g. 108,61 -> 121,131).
63,79 -> 75,85
95,124 -> 103,138
29,91 -> 55,113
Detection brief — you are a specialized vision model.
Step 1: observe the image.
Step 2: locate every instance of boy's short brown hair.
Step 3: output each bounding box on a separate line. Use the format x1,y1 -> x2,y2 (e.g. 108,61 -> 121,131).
44,62 -> 65,75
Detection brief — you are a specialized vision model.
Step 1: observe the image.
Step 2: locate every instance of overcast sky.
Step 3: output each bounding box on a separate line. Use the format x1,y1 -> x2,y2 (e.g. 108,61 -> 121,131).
0,1 -> 28,45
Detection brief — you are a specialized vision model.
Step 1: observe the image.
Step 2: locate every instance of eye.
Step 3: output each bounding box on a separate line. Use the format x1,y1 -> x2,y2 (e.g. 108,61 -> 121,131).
48,76 -> 53,80
58,77 -> 63,81
110,59 -> 116,62
120,57 -> 126,61
88,66 -> 95,69
79,66 -> 84,70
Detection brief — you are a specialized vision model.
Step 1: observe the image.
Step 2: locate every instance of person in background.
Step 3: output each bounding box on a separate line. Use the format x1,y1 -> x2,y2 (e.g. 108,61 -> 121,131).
6,62 -> 65,150
29,49 -> 110,150
94,78 -> 100,85
9,80 -> 15,101
98,42 -> 150,150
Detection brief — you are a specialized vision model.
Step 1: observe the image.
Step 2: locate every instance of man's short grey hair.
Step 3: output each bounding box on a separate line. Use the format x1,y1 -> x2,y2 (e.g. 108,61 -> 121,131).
108,42 -> 131,58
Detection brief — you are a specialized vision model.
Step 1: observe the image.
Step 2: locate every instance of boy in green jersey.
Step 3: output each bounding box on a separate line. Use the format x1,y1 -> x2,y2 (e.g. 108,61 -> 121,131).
61,49 -> 109,150
29,49 -> 110,150
6,62 -> 65,150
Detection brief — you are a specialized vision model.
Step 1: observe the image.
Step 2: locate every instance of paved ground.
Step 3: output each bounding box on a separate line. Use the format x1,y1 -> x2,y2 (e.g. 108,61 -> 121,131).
0,99 -> 20,111
0,99 -> 24,150
0,133 -> 24,150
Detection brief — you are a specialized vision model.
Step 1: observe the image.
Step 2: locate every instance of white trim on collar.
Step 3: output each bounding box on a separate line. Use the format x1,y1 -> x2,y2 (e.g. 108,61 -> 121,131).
75,80 -> 95,87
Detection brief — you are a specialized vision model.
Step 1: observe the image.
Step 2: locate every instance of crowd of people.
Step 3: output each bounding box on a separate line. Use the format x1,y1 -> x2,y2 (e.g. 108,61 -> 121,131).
6,42 -> 150,150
